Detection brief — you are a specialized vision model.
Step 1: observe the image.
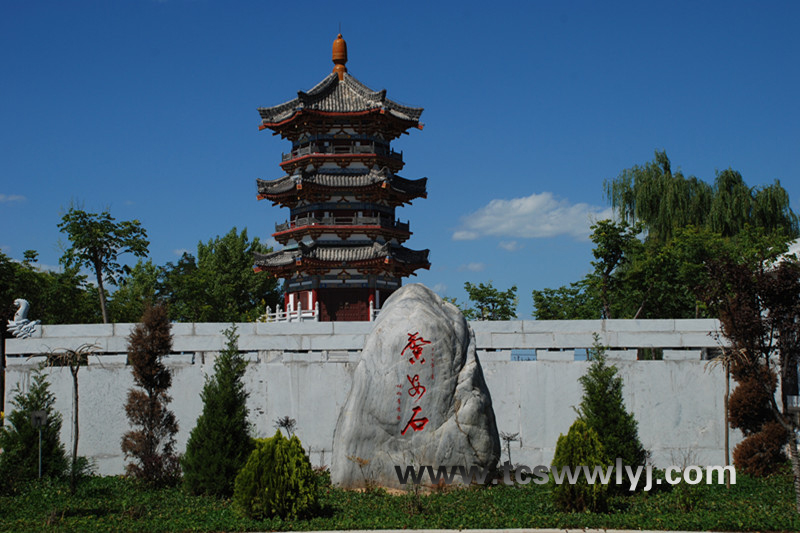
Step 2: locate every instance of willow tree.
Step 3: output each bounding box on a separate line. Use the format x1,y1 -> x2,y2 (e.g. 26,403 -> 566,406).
604,151 -> 798,243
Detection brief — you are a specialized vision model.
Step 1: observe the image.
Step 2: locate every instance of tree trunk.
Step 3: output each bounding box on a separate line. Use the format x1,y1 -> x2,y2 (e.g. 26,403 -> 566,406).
724,364 -> 730,489
94,259 -> 109,324
70,366 -> 79,493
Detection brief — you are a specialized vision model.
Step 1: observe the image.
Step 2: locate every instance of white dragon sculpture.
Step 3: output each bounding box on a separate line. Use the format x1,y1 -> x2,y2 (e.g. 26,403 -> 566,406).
7,298 -> 41,339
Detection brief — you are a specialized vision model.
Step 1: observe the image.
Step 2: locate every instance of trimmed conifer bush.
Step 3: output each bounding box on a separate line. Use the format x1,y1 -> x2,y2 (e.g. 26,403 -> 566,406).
551,418 -> 609,512
729,372 -> 776,435
233,431 -> 318,519
120,303 -> 180,486
0,367 -> 68,493
578,343 -> 647,491
182,325 -> 253,497
733,421 -> 789,477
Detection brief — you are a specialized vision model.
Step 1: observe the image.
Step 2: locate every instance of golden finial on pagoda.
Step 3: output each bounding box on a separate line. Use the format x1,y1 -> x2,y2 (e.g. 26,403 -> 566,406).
332,33 -> 347,80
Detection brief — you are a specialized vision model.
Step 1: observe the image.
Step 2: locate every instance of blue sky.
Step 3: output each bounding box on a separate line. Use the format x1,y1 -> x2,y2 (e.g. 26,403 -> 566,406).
2,1 -> 799,318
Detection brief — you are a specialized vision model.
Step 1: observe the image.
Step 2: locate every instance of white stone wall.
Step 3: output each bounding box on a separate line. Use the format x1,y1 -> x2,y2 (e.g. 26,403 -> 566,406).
4,319 -> 737,475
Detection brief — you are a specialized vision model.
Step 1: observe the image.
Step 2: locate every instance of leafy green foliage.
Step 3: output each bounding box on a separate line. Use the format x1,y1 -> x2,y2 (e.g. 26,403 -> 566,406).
551,419 -> 609,512
532,280 -> 599,319
535,151 -> 798,320
1,469 -> 800,531
462,281 -> 517,320
161,227 -> 280,322
182,325 -> 254,497
58,208 -> 149,323
0,250 -> 100,324
0,368 -> 68,493
604,150 -> 798,242
577,343 -> 647,490
233,431 -> 318,519
107,259 -> 160,323
121,304 -> 180,486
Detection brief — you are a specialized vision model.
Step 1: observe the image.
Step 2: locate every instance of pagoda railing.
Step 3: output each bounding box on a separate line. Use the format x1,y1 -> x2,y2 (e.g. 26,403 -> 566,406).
275,216 -> 409,233
260,300 -> 380,322
281,143 -> 402,162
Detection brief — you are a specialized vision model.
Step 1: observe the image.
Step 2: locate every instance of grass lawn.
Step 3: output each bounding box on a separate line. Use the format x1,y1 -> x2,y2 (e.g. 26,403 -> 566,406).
1,468 -> 799,532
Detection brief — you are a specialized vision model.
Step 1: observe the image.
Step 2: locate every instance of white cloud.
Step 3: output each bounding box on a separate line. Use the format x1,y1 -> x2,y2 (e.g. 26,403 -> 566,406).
498,240 -> 522,252
0,194 -> 25,203
452,230 -> 479,240
432,283 -> 447,295
458,262 -> 486,272
173,248 -> 191,257
453,192 -> 613,241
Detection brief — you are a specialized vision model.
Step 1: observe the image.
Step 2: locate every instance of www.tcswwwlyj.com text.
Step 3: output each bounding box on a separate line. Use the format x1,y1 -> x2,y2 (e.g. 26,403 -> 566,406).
395,459 -> 735,490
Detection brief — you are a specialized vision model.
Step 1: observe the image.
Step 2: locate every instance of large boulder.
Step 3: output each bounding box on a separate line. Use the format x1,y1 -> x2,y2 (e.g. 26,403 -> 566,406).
331,283 -> 500,488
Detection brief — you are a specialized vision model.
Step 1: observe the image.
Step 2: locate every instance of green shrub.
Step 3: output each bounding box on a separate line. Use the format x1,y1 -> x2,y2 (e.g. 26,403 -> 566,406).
0,367 -> 68,493
551,419 -> 610,512
579,340 -> 647,491
182,325 -> 253,497
233,431 -> 318,519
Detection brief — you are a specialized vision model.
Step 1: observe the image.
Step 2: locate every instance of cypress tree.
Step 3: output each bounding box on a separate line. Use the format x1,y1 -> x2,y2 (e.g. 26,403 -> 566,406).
0,367 -> 68,492
578,341 -> 647,490
121,303 -> 180,486
182,325 -> 253,497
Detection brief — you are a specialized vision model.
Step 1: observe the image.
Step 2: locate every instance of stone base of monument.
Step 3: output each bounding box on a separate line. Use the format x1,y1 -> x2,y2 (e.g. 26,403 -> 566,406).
331,284 -> 500,489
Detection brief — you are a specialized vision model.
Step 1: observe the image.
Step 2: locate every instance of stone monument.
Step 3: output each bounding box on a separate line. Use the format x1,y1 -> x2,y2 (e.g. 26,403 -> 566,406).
331,284 -> 500,488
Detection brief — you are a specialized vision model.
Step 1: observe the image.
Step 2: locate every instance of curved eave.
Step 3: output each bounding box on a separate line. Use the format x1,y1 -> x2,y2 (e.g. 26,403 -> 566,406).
256,179 -> 427,204
279,152 -> 404,172
272,224 -> 412,244
254,256 -> 430,278
256,176 -> 428,204
259,108 -> 423,132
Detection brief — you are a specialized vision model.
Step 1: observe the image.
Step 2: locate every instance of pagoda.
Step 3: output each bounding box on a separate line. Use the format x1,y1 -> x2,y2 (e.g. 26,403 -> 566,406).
254,34 -> 430,321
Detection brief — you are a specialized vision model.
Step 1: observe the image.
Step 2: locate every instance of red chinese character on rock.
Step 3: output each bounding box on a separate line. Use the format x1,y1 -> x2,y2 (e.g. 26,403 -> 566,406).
401,406 -> 429,435
402,332 -> 431,365
406,374 -> 426,401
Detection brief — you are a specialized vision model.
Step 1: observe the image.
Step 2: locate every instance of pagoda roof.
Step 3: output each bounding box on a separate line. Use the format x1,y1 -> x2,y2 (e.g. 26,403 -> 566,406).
257,167 -> 427,199
258,72 -> 423,127
254,241 -> 430,271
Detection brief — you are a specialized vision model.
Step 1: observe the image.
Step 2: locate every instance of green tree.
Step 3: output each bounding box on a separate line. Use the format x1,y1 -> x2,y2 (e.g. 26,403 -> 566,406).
182,325 -> 254,497
58,208 -> 149,323
586,220 -> 643,319
0,368 -> 68,493
161,227 -> 279,322
462,281 -> 517,320
0,250 -> 99,324
577,340 -> 647,491
532,280 -> 600,320
108,259 -> 161,323
604,150 -> 798,242
121,304 -> 180,486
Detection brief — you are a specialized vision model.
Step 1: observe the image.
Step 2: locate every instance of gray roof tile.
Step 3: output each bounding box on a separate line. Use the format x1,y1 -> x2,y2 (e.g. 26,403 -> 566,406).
258,73 -> 423,124
254,242 -> 429,268
257,167 -> 427,197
